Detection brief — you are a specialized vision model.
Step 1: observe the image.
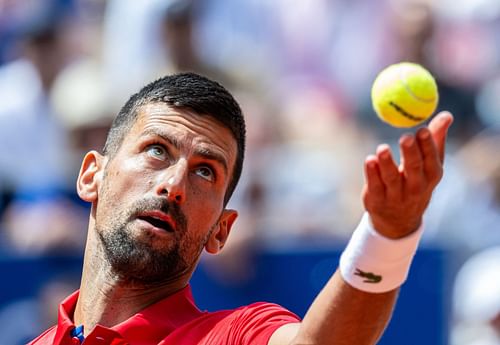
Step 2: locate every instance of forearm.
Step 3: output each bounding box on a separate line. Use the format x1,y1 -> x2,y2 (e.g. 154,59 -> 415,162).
291,270 -> 398,345
270,215 -> 418,345
270,213 -> 419,345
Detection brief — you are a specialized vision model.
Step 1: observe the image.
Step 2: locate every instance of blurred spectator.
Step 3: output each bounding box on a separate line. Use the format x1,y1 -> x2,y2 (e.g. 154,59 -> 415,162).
2,57 -> 114,255
476,74 -> 500,129
424,128 -> 500,255
50,58 -> 114,175
256,80 -> 375,240
2,197 -> 88,255
100,0 -> 172,111
451,247 -> 500,345
0,0 -> 76,198
158,0 -> 233,84
101,0 -> 247,114
0,0 -> 90,254
0,273 -> 79,345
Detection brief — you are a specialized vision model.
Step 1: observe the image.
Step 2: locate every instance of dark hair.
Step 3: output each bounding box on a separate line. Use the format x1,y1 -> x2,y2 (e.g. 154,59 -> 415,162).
103,72 -> 246,204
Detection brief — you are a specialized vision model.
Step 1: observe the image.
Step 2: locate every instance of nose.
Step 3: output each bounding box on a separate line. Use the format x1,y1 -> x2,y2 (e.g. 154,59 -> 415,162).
156,159 -> 187,204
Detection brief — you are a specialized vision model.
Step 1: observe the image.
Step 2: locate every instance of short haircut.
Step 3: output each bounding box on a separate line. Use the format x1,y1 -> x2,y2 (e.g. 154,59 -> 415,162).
103,72 -> 246,204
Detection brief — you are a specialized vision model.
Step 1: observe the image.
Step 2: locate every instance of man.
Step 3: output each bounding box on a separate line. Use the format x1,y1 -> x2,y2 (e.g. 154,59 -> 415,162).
29,73 -> 453,344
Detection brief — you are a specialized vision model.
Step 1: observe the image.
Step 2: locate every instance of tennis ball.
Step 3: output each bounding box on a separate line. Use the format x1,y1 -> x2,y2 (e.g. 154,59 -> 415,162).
371,62 -> 439,128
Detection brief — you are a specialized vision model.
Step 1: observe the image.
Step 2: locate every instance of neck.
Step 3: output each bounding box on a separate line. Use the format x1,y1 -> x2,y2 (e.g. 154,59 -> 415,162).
74,225 -> 190,335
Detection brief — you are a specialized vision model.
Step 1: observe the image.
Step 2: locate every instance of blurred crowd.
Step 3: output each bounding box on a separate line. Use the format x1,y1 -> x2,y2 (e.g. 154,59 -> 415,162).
0,0 -> 500,344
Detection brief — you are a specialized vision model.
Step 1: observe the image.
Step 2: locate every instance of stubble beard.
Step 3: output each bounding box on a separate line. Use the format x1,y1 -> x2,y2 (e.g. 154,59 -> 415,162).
97,223 -> 186,286
96,197 -> 194,286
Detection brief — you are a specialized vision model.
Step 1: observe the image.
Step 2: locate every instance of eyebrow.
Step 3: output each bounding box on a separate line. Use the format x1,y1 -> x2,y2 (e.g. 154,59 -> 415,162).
141,128 -> 229,175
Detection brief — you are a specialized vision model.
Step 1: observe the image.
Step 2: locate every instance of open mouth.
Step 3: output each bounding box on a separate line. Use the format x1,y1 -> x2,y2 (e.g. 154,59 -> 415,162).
137,215 -> 174,233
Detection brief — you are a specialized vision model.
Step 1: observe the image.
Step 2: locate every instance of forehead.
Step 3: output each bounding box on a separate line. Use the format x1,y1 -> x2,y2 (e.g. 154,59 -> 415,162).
128,103 -> 237,165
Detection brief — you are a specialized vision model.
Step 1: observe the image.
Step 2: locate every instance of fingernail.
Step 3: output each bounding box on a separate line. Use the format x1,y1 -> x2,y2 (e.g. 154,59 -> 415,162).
381,150 -> 390,159
419,130 -> 430,140
366,155 -> 377,168
377,144 -> 390,157
404,136 -> 414,147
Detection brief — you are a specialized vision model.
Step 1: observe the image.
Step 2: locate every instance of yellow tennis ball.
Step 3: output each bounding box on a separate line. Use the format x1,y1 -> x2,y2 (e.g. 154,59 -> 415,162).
371,62 -> 439,128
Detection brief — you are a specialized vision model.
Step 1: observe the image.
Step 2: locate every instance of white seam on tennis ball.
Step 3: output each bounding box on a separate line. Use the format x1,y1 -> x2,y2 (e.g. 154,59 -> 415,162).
398,68 -> 436,103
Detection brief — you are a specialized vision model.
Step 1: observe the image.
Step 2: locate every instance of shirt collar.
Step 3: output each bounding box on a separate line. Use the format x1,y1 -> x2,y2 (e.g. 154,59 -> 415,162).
53,285 -> 203,344
113,285 -> 204,343
53,290 -> 82,344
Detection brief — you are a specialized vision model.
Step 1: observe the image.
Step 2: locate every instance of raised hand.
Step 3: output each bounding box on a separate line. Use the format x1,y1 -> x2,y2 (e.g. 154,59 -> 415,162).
362,111 -> 454,239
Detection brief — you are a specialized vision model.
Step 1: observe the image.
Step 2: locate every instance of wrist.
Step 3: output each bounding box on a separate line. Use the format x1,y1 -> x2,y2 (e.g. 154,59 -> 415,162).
370,215 -> 422,239
339,212 -> 423,293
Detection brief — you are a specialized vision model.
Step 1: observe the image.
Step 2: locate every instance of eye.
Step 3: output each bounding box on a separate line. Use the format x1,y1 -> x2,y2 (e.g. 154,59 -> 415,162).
194,166 -> 215,182
146,144 -> 168,160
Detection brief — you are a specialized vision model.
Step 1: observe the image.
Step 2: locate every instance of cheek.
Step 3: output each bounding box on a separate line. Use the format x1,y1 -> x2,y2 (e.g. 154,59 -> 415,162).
97,163 -> 152,214
108,159 -> 154,194
187,188 -> 222,218
183,192 -> 222,240
177,219 -> 215,262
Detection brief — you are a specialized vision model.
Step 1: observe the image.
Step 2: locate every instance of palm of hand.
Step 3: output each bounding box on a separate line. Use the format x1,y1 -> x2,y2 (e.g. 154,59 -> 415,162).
362,112 -> 453,239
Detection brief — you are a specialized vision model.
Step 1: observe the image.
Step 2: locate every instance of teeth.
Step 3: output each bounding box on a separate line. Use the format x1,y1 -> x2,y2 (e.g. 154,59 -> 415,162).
146,214 -> 166,222
139,215 -> 172,232
154,214 -> 166,219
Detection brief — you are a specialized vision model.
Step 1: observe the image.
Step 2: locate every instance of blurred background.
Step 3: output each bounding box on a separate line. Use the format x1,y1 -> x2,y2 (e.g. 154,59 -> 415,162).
0,0 -> 499,344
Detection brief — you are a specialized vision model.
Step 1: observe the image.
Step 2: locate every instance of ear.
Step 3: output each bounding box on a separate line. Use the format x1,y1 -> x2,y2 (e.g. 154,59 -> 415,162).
205,209 -> 238,254
77,150 -> 106,203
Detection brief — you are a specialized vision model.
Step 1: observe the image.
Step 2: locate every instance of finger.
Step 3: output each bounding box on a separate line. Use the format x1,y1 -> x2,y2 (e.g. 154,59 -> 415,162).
376,144 -> 402,200
416,127 -> 442,186
428,111 -> 454,163
399,134 -> 425,195
363,155 -> 385,201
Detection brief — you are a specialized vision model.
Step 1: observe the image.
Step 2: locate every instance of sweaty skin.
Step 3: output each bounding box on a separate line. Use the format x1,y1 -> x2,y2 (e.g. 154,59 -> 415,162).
74,104 -> 238,334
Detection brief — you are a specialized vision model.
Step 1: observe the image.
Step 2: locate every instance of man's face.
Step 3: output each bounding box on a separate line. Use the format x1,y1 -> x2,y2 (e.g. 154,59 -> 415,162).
92,103 -> 238,284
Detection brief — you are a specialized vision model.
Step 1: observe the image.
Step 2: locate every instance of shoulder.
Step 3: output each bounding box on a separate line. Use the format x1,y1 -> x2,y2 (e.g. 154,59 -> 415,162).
200,303 -> 300,345
231,302 -> 301,323
162,302 -> 300,345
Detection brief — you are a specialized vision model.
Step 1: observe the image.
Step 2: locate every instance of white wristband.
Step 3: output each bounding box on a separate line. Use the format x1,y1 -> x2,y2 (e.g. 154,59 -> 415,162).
339,213 -> 423,293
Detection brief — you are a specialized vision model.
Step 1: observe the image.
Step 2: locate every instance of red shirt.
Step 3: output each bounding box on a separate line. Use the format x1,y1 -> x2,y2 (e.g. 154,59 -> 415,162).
28,286 -> 300,345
